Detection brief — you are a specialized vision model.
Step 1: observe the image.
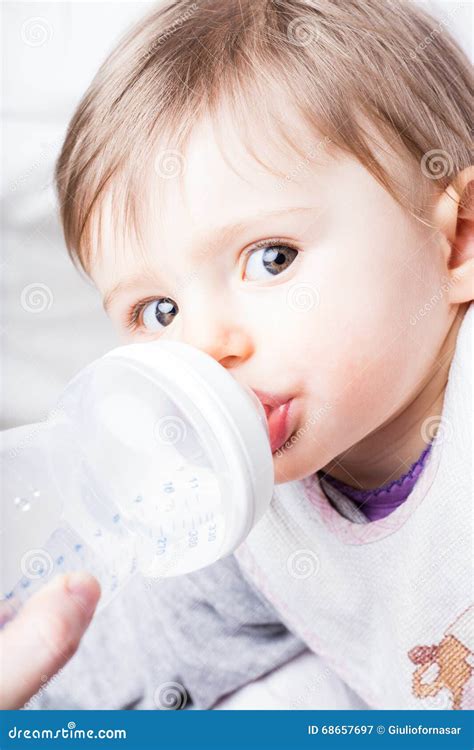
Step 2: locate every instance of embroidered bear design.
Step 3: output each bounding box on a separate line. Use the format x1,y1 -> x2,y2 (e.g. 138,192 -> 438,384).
408,604 -> 474,710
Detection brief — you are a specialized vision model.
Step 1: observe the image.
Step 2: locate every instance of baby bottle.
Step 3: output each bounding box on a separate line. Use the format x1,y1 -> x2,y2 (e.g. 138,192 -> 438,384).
0,341 -> 274,616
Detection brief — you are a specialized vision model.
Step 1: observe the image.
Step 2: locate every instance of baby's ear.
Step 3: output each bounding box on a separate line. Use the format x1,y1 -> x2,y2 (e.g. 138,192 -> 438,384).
432,166 -> 474,305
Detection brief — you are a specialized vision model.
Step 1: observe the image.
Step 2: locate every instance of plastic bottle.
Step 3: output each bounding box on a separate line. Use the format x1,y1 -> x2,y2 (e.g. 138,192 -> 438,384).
0,341 -> 274,616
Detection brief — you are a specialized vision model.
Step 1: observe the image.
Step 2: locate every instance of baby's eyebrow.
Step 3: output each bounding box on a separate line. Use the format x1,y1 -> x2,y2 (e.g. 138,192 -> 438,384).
103,274 -> 160,313
103,205 -> 314,312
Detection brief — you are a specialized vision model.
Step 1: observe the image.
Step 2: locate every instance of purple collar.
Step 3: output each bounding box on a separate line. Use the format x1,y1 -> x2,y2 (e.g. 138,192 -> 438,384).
319,440 -> 434,521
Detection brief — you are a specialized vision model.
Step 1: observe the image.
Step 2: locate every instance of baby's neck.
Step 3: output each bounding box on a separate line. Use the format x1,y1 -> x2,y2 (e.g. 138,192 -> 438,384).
321,305 -> 467,490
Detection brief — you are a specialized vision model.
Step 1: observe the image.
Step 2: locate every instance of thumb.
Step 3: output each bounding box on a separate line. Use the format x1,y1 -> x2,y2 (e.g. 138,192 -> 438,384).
0,571 -> 101,709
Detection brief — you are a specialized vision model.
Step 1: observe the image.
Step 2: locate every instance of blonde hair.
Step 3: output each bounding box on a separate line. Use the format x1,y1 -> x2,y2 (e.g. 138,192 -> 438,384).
55,0 -> 472,275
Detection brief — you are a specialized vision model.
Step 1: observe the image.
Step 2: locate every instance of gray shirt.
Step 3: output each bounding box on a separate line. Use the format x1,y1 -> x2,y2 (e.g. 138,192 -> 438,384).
24,553 -> 305,710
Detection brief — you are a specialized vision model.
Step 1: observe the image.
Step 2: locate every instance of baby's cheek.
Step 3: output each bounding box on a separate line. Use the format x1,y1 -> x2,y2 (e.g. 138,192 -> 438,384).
304,328 -> 402,440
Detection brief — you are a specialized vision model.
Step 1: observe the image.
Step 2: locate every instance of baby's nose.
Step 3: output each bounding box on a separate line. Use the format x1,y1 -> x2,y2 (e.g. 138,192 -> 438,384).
180,321 -> 253,370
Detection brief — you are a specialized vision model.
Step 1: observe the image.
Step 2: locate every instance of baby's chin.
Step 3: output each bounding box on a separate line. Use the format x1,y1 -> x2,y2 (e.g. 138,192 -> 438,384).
272,440 -> 327,485
269,397 -> 343,484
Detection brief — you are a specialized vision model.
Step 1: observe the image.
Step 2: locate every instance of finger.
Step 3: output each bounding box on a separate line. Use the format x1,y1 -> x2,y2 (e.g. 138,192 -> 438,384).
0,571 -> 101,709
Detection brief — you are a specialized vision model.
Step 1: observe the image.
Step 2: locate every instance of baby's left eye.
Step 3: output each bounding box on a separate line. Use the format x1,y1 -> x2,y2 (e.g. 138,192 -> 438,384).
243,244 -> 298,281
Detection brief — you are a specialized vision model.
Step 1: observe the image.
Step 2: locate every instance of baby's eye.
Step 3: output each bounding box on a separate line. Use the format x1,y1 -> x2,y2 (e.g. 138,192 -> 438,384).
243,243 -> 298,281
140,297 -> 179,331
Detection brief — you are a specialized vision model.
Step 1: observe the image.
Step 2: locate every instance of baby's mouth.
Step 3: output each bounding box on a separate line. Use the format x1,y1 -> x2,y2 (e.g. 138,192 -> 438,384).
251,389 -> 296,453
267,400 -> 294,453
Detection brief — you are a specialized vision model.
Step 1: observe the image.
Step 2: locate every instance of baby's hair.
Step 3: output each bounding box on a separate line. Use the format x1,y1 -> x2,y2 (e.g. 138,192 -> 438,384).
55,0 -> 472,275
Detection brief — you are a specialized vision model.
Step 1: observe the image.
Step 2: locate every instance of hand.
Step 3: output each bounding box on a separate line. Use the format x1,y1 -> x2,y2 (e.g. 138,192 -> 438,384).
0,572 -> 100,709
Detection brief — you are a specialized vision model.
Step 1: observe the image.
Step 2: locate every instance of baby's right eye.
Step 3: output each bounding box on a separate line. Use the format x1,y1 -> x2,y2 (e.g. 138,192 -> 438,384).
133,297 -> 179,332
242,242 -> 299,281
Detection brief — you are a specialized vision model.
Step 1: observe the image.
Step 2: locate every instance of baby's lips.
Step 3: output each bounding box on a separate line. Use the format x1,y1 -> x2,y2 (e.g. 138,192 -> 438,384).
251,388 -> 294,417
267,400 -> 293,453
249,388 -> 297,451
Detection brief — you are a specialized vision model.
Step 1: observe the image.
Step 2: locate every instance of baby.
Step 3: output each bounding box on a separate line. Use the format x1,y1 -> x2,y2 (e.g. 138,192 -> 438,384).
27,0 -> 474,710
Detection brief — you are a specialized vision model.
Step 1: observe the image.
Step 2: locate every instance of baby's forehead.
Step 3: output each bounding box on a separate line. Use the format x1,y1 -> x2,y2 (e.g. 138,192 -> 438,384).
91,104 -> 334,283
155,111 -> 330,220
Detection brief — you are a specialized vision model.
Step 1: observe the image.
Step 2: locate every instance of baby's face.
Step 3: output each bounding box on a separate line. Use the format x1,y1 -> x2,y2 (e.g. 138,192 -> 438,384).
92,110 -> 452,484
